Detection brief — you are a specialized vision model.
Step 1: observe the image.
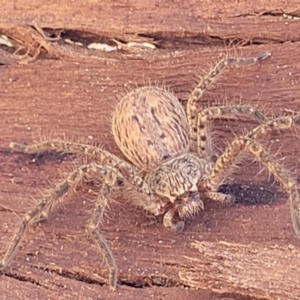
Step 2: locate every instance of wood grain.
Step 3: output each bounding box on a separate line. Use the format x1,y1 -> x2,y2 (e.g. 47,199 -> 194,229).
1,1 -> 300,299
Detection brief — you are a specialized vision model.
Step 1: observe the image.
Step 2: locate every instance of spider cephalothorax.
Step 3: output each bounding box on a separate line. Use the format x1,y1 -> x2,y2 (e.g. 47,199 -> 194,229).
1,51 -> 300,292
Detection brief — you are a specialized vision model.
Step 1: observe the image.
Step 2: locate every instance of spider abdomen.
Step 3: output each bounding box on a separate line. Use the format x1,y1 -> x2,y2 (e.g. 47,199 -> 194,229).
112,86 -> 190,171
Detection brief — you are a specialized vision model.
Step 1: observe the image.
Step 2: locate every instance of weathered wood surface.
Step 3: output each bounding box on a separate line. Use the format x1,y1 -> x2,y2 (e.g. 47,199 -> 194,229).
1,1 -> 300,299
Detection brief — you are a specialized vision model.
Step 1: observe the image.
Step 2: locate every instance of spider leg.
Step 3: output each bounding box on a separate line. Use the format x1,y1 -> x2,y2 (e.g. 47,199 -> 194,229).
247,140 -> 300,236
0,163 -> 119,290
10,140 -> 153,198
87,173 -> 117,291
10,140 -> 121,166
204,115 -> 300,237
197,105 -> 267,160
246,115 -> 300,140
2,142 -> 159,290
163,207 -> 185,233
187,51 -> 270,151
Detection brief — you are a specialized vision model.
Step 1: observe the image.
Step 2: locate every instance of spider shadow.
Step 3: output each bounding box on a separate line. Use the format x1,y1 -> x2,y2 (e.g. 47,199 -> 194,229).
218,182 -> 282,206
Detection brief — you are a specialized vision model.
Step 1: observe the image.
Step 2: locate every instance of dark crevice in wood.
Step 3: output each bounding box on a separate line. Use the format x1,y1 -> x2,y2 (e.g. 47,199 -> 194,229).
3,270 -> 48,289
1,25 -> 300,63
29,265 -> 184,289
218,292 -> 269,300
231,11 -> 300,20
3,267 -> 270,299
33,265 -> 106,287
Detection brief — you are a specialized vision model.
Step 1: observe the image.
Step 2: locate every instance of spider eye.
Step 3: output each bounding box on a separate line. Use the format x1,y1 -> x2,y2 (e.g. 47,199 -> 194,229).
162,154 -> 171,160
116,177 -> 124,186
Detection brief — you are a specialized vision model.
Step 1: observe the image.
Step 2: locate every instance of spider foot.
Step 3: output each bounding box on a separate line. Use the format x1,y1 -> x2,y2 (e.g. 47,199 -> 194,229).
256,51 -> 271,61
9,142 -> 26,152
163,207 -> 185,233
205,191 -> 235,204
171,221 -> 185,233
223,194 -> 236,204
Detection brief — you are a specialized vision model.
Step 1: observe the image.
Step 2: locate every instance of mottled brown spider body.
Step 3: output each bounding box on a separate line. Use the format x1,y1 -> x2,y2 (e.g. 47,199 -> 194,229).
113,86 -> 206,226
113,86 -> 191,171
2,51 -> 300,292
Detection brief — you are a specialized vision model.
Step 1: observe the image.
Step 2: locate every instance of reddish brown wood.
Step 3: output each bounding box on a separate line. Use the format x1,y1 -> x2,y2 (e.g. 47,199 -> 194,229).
1,1 -> 300,299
